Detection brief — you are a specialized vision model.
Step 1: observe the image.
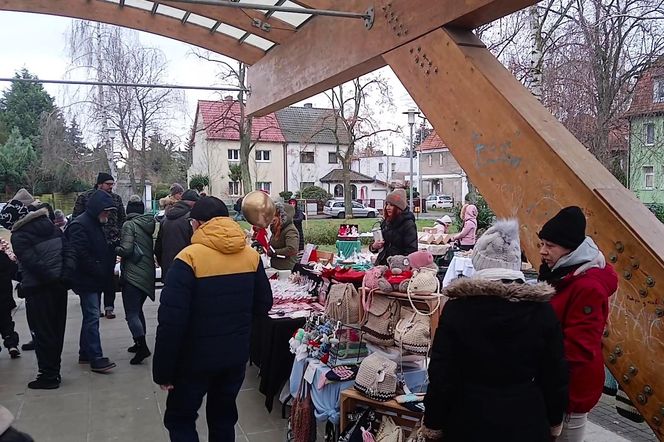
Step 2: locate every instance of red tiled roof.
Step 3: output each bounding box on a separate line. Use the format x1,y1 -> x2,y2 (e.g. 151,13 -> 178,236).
197,100 -> 285,142
625,58 -> 664,117
418,131 -> 448,151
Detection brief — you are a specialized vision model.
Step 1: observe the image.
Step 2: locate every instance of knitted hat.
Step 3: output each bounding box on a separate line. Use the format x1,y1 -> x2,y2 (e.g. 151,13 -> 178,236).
96,172 -> 115,185
170,183 -> 184,196
181,189 -> 200,202
472,219 -> 522,272
189,196 -> 229,222
538,206 -> 586,250
436,215 -> 452,225
126,195 -> 145,215
386,188 -> 407,211
12,188 -> 35,206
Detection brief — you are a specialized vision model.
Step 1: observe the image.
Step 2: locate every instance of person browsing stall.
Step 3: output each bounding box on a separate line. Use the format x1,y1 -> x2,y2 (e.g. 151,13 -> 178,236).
369,188 -> 418,266
537,206 -> 618,441
267,203 -> 300,270
451,203 -> 477,251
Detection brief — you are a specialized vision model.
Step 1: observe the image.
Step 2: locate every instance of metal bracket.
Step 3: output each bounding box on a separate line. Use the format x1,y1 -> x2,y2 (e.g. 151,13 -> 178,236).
364,7 -> 374,30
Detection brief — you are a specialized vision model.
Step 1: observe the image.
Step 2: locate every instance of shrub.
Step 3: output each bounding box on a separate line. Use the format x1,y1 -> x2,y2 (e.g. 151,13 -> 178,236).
454,193 -> 495,231
646,203 -> 664,223
301,185 -> 331,202
279,190 -> 293,201
153,183 -> 170,200
189,174 -> 209,192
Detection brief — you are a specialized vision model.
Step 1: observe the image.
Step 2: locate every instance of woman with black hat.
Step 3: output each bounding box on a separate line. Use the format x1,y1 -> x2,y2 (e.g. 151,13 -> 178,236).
537,206 -> 618,441
369,188 -> 418,266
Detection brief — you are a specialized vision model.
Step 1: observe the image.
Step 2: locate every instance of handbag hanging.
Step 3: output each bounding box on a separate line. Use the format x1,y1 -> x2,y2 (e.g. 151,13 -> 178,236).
361,292 -> 400,347
375,415 -> 404,442
325,283 -> 361,325
394,306 -> 431,355
288,369 -> 317,442
354,353 -> 399,401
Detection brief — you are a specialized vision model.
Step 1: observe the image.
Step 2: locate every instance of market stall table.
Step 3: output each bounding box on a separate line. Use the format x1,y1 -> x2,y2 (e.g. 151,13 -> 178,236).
441,255 -> 474,287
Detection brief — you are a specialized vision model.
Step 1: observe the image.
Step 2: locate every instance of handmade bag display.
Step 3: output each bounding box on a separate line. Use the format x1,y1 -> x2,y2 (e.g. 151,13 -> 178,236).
325,283 -> 361,325
406,268 -> 439,296
361,292 -> 400,346
288,371 -> 316,442
394,306 -> 431,355
376,416 -> 403,442
354,353 -> 398,401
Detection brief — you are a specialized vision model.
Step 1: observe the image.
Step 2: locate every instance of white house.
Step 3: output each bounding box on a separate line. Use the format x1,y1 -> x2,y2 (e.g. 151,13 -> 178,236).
275,104 -> 351,193
188,99 -> 286,201
351,153 -> 419,190
418,131 -> 468,204
319,169 -> 389,209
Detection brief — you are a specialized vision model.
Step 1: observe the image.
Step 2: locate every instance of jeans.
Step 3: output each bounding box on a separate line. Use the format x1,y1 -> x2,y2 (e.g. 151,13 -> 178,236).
164,365 -> 246,442
25,286 -> 68,379
558,412 -> 587,442
122,283 -> 147,338
76,291 -> 104,361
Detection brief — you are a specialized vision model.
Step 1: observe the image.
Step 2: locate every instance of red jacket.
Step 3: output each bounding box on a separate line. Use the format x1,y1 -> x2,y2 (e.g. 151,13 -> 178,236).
549,265 -> 618,413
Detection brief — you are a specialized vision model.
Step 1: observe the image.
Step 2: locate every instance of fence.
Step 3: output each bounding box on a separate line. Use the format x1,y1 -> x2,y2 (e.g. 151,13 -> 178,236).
0,192 -> 80,215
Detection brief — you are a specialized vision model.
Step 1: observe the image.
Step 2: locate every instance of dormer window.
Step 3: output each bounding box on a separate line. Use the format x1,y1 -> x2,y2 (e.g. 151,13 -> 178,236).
654,77 -> 664,103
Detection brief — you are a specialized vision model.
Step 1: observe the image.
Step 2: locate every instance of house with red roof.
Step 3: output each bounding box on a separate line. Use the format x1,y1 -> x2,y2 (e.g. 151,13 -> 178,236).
417,131 -> 468,204
625,57 -> 664,203
188,97 -> 286,200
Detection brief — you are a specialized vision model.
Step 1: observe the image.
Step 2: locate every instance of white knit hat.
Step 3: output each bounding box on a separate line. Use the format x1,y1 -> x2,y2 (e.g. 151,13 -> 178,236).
471,219 -> 521,271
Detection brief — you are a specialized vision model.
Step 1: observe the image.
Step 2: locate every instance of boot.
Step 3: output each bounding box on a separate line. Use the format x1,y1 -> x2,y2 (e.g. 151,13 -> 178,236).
127,343 -> 138,353
130,336 -> 151,365
21,340 -> 35,351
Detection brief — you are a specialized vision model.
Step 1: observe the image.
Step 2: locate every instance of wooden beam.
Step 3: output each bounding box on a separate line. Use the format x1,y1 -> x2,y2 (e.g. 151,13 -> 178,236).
384,27 -> 664,436
246,0 -> 537,116
160,0 -> 296,44
0,0 -> 263,65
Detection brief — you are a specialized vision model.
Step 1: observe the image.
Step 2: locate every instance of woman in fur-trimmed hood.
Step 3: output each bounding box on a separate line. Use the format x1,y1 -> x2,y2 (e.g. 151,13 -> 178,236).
422,219 -> 568,442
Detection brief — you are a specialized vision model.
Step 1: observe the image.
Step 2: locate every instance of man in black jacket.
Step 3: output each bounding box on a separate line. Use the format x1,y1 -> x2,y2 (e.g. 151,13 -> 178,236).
66,190 -> 118,373
2,189 -> 75,389
72,172 -> 125,319
155,189 -> 199,280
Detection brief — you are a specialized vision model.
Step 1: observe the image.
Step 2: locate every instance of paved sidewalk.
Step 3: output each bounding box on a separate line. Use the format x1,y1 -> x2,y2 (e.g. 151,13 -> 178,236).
0,290 -> 656,441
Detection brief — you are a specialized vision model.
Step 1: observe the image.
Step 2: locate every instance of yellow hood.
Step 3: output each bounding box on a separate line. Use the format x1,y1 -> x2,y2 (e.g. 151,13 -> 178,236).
192,217 -> 246,255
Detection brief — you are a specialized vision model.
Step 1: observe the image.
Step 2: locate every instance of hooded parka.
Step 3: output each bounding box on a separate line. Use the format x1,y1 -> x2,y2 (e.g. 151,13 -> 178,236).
269,205 -> 299,270
116,213 -> 156,300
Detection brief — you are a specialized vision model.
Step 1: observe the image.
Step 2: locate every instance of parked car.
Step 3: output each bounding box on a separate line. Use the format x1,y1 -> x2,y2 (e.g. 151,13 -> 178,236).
426,194 -> 454,209
323,200 -> 377,218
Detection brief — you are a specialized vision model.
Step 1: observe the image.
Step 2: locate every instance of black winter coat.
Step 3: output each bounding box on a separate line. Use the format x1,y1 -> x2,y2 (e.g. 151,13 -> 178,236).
424,278 -> 568,442
66,190 -> 117,292
73,188 -> 126,245
155,201 -> 193,279
374,209 -> 417,265
10,208 -> 75,292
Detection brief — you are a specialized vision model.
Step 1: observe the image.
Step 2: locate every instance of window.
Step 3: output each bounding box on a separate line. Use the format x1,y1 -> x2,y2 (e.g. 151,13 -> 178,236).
654,77 -> 664,103
378,163 -> 384,172
227,149 -> 239,161
255,150 -> 271,162
645,123 -> 655,146
300,182 -> 314,190
256,182 -> 271,194
644,166 -> 655,189
328,152 -> 338,164
228,181 -> 241,196
439,153 -> 443,166
300,152 -> 315,163
428,154 -> 432,166
391,163 -> 396,172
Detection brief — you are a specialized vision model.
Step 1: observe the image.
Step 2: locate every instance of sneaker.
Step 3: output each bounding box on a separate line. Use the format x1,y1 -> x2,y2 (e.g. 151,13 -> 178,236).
28,377 -> 60,390
8,348 -> 20,359
100,311 -> 105,318
105,310 -> 116,319
21,340 -> 35,351
91,357 -> 116,373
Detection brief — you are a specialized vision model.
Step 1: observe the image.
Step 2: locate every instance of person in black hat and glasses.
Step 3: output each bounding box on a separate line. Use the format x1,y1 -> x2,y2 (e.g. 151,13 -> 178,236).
153,196 -> 272,441
537,206 -> 618,441
73,172 -> 126,319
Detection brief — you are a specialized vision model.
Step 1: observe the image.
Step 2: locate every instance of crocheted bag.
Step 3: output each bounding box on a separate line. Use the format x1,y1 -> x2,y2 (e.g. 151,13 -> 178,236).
289,371 -> 316,442
361,292 -> 400,346
376,416 -> 403,442
394,306 -> 431,355
406,268 -> 439,296
354,353 -> 398,401
325,283 -> 361,325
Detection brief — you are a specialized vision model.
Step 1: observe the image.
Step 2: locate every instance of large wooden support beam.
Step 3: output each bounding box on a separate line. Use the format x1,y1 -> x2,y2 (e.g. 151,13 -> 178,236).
246,0 -> 537,116
384,28 -> 664,437
0,0 -> 263,64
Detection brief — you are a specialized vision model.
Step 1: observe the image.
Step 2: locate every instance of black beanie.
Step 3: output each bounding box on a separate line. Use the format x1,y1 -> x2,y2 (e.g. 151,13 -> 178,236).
96,172 -> 115,185
126,200 -> 145,215
538,206 -> 586,250
189,196 -> 229,222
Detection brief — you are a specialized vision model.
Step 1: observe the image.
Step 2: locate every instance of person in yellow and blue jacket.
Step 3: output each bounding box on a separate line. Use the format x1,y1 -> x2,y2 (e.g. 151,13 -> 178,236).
152,196 -> 273,442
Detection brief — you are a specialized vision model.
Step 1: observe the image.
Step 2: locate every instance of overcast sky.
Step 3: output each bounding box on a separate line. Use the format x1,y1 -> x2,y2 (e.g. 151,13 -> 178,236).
0,11 -> 418,153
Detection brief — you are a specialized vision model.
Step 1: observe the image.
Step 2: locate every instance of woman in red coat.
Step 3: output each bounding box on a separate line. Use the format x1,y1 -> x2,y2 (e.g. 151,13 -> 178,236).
538,206 -> 618,441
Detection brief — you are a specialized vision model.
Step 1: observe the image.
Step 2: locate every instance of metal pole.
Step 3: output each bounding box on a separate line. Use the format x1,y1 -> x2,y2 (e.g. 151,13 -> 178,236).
166,0 -> 370,19
0,77 -> 248,92
409,122 -> 414,213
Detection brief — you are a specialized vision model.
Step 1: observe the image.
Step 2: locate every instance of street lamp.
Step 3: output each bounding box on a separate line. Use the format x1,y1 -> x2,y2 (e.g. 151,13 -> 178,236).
403,108 -> 420,212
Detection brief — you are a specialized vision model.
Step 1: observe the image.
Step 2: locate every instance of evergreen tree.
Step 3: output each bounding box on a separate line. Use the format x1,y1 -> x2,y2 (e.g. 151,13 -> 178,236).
0,127 -> 37,193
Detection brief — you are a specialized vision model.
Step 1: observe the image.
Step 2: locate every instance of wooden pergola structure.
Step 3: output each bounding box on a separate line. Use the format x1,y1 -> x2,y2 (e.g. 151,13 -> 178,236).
2,0 -> 664,436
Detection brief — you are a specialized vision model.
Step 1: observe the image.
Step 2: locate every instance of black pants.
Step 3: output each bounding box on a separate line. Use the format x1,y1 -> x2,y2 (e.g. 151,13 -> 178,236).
25,286 -> 68,380
101,256 -> 117,311
458,244 -> 474,251
0,288 -> 19,350
164,364 -> 246,442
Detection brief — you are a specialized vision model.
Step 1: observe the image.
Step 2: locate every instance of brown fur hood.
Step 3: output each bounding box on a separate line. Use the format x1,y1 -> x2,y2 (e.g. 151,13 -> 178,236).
443,278 -> 555,303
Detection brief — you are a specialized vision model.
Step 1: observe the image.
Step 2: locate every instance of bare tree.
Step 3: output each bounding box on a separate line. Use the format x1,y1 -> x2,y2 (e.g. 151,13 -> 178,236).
322,74 -> 398,218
